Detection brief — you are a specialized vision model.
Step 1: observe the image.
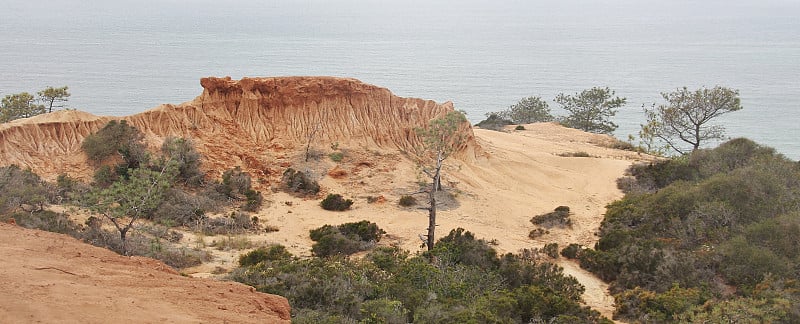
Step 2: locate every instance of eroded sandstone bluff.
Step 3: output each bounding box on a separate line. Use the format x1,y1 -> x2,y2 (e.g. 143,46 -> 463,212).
0,76 -> 478,183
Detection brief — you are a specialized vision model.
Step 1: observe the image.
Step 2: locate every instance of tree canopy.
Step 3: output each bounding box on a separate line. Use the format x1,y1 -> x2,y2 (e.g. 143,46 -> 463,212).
37,86 -> 71,113
555,87 -> 626,134
1,92 -> 45,122
642,86 -> 742,154
506,96 -> 554,124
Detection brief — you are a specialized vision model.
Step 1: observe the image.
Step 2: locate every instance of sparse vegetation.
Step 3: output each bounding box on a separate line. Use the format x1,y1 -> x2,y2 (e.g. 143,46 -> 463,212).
530,206 -> 572,228
281,168 -> 320,197
558,151 -> 592,158
328,151 -> 344,162
515,125 -> 525,130
398,194 -> 417,207
320,193 -> 353,211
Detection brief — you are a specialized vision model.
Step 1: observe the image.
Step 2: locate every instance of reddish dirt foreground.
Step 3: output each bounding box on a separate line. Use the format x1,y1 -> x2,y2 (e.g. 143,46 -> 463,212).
0,223 -> 290,323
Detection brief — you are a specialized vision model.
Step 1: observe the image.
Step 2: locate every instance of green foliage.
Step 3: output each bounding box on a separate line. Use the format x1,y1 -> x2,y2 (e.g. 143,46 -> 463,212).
542,243 -> 559,259
514,125 -> 525,130
85,164 -> 177,255
81,120 -> 148,169
37,86 -> 70,113
554,87 -> 626,134
614,285 -> 706,322
429,228 -> 499,268
579,138 -> 800,321
415,110 -> 468,161
150,189 -> 209,226
643,86 -> 742,154
0,165 -> 48,214
239,245 -> 293,267
398,194 -> 417,207
281,168 -> 320,196
560,243 -> 583,259
475,112 -> 513,131
215,167 -> 263,212
160,136 -> 203,185
481,96 -> 553,130
232,228 -> 607,323
530,206 -> 572,228
329,151 -> 344,162
309,221 -> 384,257
1,92 -> 45,122
1,210 -> 81,236
320,193 -> 353,211
507,96 -> 555,124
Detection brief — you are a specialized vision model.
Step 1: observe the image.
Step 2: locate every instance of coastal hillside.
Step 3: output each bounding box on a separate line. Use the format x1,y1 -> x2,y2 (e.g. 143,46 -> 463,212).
0,76 -> 478,184
0,77 -> 654,321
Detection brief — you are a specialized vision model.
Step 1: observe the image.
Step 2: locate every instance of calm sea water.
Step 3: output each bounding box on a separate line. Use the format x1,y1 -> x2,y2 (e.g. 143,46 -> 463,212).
1,0 -> 798,159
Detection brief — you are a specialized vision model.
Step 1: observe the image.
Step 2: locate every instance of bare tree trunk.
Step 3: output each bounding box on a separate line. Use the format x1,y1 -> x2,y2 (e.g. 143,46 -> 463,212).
426,151 -> 444,252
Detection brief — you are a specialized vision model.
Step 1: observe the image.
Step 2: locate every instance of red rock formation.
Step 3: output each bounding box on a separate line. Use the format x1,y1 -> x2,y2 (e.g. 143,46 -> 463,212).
0,76 -> 479,183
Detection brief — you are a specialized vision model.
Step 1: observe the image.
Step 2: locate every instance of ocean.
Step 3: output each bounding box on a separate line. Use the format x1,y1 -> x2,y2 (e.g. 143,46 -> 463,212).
1,0 -> 798,159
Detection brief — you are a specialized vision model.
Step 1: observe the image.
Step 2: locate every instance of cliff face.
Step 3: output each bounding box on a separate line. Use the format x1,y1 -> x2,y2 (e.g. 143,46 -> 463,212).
0,76 -> 478,182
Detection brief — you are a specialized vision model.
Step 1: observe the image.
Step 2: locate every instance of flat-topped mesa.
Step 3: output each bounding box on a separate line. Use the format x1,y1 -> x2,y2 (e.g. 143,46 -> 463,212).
0,76 -> 479,182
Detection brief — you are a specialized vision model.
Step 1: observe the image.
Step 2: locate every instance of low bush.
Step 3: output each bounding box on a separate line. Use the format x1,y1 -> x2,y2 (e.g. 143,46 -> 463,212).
475,113 -> 513,131
398,195 -> 417,207
530,206 -> 572,228
528,228 -> 549,239
81,120 -> 148,169
542,243 -> 559,258
515,125 -> 526,130
239,245 -> 293,266
196,212 -> 257,235
558,151 -> 592,158
328,152 -> 344,162
560,243 -> 583,259
281,168 -> 320,197
320,193 -> 353,211
309,221 -> 385,257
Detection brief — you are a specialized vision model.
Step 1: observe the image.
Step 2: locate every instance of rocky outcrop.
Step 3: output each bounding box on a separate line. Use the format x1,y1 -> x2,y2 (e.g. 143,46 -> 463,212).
0,76 -> 479,182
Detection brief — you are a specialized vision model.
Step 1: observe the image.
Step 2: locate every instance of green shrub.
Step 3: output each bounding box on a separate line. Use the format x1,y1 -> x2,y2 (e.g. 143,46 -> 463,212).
542,243 -> 559,258
528,228 -> 549,239
515,125 -> 525,130
560,244 -> 583,259
239,245 -> 293,266
309,221 -> 385,257
320,193 -> 353,211
281,168 -> 320,196
0,165 -> 48,214
81,120 -> 148,168
530,207 -> 572,228
160,136 -> 203,185
338,220 -> 386,242
214,167 -> 263,212
328,152 -> 344,162
398,195 -> 416,207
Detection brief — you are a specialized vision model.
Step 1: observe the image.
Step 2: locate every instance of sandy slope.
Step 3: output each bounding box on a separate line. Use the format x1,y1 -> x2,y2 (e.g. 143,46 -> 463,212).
186,123 -> 653,320
0,222 -> 291,323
